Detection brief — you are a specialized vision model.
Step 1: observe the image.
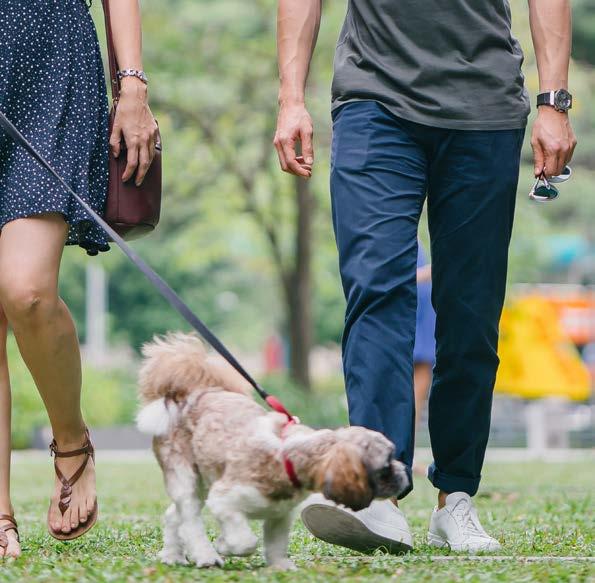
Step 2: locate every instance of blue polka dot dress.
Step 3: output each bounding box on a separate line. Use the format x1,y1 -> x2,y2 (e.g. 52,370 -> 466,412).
0,0 -> 110,255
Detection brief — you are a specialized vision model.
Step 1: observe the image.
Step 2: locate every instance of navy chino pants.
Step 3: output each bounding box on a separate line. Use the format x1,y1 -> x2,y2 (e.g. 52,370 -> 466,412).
330,101 -> 524,498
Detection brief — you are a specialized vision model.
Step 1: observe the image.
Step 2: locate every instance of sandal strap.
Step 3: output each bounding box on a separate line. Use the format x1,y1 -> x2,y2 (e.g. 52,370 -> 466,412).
0,515 -> 19,546
54,453 -> 91,489
49,430 -> 95,515
49,432 -> 95,460
0,514 -> 17,528
50,441 -> 93,458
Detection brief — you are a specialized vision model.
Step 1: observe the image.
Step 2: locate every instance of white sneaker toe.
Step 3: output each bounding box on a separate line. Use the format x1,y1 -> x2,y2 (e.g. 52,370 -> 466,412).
427,492 -> 501,553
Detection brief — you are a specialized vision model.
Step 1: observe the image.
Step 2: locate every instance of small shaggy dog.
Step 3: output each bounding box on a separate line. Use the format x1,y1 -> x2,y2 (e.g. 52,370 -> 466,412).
137,333 -> 409,569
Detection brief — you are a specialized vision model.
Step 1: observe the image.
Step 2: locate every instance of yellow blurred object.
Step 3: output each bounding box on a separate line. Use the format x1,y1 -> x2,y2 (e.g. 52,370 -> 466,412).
495,296 -> 591,401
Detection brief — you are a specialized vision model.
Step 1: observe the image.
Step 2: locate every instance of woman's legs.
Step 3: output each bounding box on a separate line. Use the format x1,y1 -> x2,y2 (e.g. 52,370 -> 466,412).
414,362 -> 432,430
0,213 -> 95,535
0,307 -> 20,557
412,361 -> 432,476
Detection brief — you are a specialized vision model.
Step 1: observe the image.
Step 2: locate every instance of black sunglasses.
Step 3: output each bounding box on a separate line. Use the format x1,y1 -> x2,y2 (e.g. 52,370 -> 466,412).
529,166 -> 572,202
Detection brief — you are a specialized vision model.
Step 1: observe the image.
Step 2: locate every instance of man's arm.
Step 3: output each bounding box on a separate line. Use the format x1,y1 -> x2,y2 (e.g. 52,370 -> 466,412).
274,0 -> 321,177
528,0 -> 577,177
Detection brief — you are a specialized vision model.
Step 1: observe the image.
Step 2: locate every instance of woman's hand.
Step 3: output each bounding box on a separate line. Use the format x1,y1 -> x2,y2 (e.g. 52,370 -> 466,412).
109,77 -> 159,186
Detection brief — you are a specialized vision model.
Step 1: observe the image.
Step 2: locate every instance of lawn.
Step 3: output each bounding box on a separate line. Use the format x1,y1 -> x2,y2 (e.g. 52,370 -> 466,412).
3,454 -> 593,582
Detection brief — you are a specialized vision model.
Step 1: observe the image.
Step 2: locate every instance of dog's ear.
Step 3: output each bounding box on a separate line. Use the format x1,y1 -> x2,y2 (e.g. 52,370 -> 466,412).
315,442 -> 374,512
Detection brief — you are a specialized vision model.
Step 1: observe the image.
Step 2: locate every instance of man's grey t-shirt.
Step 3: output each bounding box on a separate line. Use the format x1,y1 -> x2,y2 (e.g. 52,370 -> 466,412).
332,0 -> 531,130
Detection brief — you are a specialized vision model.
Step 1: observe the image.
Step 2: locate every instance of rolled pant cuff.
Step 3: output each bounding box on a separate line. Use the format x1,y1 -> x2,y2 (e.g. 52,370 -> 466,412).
427,463 -> 480,497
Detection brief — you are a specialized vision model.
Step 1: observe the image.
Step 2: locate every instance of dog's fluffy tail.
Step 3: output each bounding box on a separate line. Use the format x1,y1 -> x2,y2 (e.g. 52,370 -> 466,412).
136,332 -> 252,436
136,398 -> 180,437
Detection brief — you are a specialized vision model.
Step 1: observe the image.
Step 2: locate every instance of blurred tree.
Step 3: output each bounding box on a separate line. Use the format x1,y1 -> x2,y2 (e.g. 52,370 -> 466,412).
135,0 -> 340,389
572,0 -> 595,65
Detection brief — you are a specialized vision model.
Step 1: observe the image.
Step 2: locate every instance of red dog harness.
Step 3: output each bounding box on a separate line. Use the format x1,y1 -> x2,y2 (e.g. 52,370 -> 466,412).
266,396 -> 302,489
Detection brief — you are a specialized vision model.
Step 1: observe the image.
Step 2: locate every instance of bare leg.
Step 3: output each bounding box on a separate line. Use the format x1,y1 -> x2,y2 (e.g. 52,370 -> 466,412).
413,362 -> 432,477
0,214 -> 95,535
263,513 -> 295,570
0,307 -> 20,558
414,362 -> 432,430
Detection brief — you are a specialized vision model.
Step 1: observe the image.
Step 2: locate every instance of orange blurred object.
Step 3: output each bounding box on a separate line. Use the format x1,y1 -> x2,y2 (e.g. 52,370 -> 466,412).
496,295 -> 591,401
512,284 -> 595,345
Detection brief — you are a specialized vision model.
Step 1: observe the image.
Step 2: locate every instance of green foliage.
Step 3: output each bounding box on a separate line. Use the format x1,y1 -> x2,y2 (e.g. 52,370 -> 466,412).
2,457 -> 593,581
573,0 -> 595,65
261,373 -> 348,428
69,0 -> 595,355
9,335 -> 136,449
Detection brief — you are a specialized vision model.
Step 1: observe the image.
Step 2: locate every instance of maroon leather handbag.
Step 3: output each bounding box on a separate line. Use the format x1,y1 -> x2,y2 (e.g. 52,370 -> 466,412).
101,0 -> 162,240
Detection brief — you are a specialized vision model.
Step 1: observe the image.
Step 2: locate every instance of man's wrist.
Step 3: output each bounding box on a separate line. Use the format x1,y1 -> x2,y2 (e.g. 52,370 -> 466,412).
538,79 -> 568,93
536,105 -> 567,117
278,88 -> 306,107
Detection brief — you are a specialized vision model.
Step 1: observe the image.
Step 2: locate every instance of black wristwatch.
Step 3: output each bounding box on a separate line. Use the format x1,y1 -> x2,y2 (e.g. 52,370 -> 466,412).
536,89 -> 573,113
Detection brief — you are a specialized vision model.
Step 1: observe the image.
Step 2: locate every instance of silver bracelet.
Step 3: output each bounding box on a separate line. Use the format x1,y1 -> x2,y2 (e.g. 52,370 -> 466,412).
117,69 -> 148,85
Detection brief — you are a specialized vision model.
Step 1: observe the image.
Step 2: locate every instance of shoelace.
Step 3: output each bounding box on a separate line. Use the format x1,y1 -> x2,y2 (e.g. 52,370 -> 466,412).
451,499 -> 488,538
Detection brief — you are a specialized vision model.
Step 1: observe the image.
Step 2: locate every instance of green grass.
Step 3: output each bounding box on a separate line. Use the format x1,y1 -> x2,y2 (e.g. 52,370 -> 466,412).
3,456 -> 593,582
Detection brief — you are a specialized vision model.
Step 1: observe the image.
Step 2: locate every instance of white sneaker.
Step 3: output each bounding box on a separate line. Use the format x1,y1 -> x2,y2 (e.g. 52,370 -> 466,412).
300,494 -> 413,554
428,492 -> 501,552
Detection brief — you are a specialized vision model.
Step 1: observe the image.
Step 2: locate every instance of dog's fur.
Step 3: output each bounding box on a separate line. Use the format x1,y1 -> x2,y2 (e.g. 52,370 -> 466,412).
137,333 -> 409,569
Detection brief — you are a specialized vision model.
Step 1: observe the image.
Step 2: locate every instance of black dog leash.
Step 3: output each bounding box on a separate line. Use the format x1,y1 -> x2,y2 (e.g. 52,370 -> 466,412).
0,111 -> 294,420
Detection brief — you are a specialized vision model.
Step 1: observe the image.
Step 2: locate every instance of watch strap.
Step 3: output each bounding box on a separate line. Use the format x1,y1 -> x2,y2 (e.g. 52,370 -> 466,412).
536,91 -> 555,108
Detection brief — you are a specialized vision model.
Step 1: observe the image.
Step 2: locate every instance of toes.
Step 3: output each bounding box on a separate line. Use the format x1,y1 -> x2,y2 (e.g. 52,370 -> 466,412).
86,495 -> 96,516
6,538 -> 20,559
79,500 -> 88,524
49,498 -> 63,532
70,505 -> 80,530
61,507 -> 72,534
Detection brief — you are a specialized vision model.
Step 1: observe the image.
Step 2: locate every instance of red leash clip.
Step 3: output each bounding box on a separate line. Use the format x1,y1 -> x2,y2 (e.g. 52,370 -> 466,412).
265,396 -> 302,488
265,395 -> 295,422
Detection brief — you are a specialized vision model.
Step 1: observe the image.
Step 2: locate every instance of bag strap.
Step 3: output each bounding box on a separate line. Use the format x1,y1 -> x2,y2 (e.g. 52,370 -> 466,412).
100,0 -> 120,102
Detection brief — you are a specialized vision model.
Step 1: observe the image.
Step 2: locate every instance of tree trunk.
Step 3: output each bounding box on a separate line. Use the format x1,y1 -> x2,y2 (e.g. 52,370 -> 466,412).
287,176 -> 314,390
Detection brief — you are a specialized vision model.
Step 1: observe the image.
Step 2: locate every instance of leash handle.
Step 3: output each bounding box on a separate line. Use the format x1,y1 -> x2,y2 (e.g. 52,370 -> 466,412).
0,110 -> 273,404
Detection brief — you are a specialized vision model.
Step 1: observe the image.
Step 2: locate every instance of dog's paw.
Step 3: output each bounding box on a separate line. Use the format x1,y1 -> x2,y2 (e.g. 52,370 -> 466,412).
157,548 -> 188,565
188,549 -> 224,568
268,558 -> 297,571
215,534 -> 258,557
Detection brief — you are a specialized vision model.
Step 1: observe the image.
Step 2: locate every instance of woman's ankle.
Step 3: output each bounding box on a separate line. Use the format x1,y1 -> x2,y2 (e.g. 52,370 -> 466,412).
0,499 -> 15,517
52,422 -> 88,449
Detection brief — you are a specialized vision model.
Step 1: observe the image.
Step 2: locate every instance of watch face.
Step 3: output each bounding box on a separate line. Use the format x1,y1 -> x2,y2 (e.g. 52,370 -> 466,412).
554,89 -> 572,111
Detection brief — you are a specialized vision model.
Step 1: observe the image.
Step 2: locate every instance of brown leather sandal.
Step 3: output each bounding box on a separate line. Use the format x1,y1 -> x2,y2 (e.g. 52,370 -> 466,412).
0,514 -> 19,555
47,428 -> 98,541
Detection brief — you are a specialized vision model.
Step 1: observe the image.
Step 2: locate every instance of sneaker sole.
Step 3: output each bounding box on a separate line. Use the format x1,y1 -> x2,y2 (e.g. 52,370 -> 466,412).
427,532 -> 450,549
428,532 -> 501,552
301,503 -> 412,555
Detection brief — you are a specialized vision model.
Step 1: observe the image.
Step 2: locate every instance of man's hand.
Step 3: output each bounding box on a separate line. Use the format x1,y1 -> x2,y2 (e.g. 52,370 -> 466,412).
531,107 -> 576,178
274,102 -> 314,178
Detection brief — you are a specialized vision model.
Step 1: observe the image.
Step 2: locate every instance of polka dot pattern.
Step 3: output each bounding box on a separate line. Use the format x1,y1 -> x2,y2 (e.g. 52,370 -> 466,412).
0,0 -> 110,255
